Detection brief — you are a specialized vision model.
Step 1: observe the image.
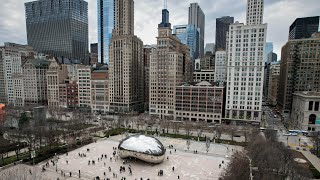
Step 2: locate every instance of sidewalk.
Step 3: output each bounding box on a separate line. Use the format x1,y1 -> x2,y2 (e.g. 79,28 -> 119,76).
300,150 -> 320,172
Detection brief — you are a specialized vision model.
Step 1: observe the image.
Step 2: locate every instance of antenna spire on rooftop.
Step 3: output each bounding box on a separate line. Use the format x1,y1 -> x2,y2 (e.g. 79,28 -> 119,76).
164,0 -> 167,9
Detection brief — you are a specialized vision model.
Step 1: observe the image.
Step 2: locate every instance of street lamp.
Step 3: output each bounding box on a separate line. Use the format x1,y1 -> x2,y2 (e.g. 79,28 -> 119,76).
54,153 -> 58,172
206,138 -> 210,153
15,144 -> 20,161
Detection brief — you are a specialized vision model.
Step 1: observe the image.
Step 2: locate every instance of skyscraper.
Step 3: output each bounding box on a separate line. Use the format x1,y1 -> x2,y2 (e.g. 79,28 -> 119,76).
149,6 -> 192,119
225,0 -> 267,123
25,0 -> 89,65
205,43 -> 215,54
215,50 -> 227,84
265,42 -> 273,63
289,16 -> 320,40
246,0 -> 264,25
97,0 -> 115,64
188,3 -> 205,57
90,43 -> 98,65
215,16 -> 234,51
109,0 -> 144,112
173,24 -> 200,60
268,52 -> 277,63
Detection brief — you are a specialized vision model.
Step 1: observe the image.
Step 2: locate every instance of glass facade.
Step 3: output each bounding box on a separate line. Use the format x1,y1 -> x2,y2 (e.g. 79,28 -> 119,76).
173,24 -> 199,60
265,42 -> 273,63
289,16 -> 320,40
25,0 -> 89,65
97,0 -> 114,65
215,16 -> 234,51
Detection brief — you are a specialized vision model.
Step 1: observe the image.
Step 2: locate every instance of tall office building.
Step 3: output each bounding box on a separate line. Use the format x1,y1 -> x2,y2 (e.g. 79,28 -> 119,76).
143,45 -> 156,111
25,0 -> 89,65
215,50 -> 227,84
268,52 -> 277,63
200,52 -> 215,70
289,16 -> 319,40
215,16 -> 234,51
149,6 -> 192,119
268,62 -> 280,106
225,0 -> 267,123
173,24 -> 200,60
0,43 -> 35,105
78,66 -> 91,108
246,0 -> 264,25
205,43 -> 215,54
109,0 -> 144,112
47,58 -> 69,109
90,43 -> 98,65
188,3 -> 205,57
91,69 -> 109,113
98,0 -> 115,64
278,33 -> 320,114
22,57 -> 49,106
265,42 -> 273,63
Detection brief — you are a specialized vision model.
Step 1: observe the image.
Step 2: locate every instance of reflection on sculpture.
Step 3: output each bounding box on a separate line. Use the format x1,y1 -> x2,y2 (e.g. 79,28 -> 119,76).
118,135 -> 166,163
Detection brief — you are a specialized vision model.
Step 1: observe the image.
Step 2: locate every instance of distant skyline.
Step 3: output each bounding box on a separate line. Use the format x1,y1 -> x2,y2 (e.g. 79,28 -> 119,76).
0,0 -> 319,57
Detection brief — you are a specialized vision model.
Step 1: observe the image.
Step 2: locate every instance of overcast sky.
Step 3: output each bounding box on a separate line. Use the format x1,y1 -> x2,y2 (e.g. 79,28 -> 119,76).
0,0 -> 319,57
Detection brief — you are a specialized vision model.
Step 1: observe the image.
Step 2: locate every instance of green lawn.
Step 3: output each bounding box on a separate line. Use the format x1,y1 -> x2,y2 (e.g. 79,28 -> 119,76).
0,152 -> 29,167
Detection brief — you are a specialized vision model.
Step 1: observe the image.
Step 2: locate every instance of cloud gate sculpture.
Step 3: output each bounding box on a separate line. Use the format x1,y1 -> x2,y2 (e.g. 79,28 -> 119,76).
118,135 -> 166,163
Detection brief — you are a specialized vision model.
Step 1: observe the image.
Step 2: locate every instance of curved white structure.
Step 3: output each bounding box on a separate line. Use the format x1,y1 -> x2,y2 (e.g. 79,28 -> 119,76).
118,135 -> 166,163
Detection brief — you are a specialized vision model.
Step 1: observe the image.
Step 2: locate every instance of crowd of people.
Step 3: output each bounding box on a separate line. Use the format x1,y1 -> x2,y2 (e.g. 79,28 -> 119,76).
42,140 -> 225,180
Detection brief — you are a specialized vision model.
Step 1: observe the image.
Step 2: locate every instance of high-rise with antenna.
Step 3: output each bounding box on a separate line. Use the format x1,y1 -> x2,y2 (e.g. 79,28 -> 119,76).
159,0 -> 170,28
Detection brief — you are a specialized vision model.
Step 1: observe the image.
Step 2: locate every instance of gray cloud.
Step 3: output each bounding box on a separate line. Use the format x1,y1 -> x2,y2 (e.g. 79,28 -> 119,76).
0,0 -> 319,57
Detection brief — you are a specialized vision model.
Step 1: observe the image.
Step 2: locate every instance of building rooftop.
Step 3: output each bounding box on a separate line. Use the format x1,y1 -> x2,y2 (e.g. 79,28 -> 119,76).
178,81 -> 222,87
293,91 -> 320,98
24,58 -> 49,68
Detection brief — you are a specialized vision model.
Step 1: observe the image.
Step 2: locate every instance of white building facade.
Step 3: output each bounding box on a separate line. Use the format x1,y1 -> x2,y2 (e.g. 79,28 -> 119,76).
215,50 -> 227,84
291,92 -> 320,131
77,67 -> 91,108
225,0 -> 267,123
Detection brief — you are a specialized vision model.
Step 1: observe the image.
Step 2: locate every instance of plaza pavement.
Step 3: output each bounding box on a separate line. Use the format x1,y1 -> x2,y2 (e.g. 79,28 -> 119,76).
37,134 -> 242,180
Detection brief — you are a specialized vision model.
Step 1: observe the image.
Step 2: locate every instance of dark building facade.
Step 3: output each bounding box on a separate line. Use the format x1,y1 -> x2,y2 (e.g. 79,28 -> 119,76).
90,43 -> 98,65
289,16 -> 319,40
215,16 -> 234,51
25,0 -> 89,65
278,33 -> 320,113
91,43 -> 98,54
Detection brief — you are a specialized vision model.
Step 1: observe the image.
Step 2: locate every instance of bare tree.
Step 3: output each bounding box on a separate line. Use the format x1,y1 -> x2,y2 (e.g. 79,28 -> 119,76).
172,121 -> 181,134
160,117 -> 170,134
220,151 -> 250,180
195,121 -> 205,140
184,121 -> 194,138
241,126 -> 252,142
223,125 -> 237,142
214,125 -> 223,140
264,128 -> 277,142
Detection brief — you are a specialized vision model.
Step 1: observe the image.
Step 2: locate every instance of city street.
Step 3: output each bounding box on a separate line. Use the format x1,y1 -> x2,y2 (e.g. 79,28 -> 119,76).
262,106 -> 320,172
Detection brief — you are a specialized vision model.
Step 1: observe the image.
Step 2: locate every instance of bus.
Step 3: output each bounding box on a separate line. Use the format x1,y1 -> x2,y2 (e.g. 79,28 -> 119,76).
289,130 -> 308,135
